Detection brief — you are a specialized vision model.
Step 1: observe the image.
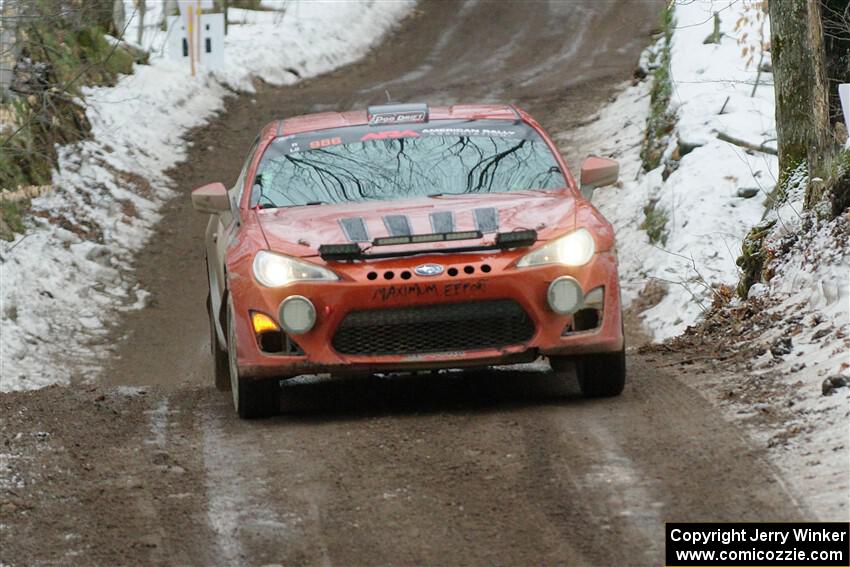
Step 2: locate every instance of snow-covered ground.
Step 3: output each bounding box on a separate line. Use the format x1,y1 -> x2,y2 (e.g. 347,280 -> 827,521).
566,0 -> 848,519
743,169 -> 849,519
600,0 -> 777,342
0,1 -> 414,392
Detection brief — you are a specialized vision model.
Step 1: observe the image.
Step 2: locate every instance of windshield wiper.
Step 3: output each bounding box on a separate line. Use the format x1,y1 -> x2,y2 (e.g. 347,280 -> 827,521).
274,201 -> 329,208
427,192 -> 469,198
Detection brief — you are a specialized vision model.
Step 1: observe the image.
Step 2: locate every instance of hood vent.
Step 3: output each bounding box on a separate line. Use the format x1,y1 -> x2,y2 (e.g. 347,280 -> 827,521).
429,211 -> 455,233
339,209 -> 501,243
474,207 -> 500,233
383,214 -> 412,237
339,217 -> 370,242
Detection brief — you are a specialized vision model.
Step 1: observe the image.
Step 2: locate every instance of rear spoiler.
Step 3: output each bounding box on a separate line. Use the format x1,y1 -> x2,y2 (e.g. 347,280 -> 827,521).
319,229 -> 537,262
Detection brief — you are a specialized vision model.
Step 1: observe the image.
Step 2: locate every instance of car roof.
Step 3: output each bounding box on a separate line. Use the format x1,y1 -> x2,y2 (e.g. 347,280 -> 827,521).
272,104 -> 523,137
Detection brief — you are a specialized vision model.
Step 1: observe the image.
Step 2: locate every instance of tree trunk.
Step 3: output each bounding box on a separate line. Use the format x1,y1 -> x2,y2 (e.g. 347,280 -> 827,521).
0,0 -> 19,102
162,0 -> 176,31
112,0 -> 126,37
769,0 -> 834,206
136,1 -> 146,46
85,0 -> 116,33
224,0 -> 229,35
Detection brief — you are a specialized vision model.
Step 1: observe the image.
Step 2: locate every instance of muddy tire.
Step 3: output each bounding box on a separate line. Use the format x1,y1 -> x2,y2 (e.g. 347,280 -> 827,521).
208,295 -> 230,392
234,376 -> 280,420
226,298 -> 279,419
576,347 -> 626,398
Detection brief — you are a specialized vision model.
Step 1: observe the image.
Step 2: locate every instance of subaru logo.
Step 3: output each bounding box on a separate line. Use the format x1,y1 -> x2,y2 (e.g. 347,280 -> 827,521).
414,263 -> 444,277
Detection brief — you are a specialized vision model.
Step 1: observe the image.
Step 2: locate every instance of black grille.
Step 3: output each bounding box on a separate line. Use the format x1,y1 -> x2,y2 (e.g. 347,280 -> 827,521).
332,300 -> 535,356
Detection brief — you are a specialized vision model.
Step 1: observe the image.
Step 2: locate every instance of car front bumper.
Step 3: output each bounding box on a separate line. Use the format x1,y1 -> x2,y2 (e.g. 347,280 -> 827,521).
228,250 -> 623,380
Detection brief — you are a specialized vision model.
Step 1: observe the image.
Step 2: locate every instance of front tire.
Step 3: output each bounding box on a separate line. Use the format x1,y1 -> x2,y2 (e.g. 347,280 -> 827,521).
576,347 -> 626,398
226,298 -> 279,419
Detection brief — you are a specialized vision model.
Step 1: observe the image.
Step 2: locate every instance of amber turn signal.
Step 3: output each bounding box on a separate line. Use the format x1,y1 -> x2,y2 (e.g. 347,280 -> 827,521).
250,311 -> 279,334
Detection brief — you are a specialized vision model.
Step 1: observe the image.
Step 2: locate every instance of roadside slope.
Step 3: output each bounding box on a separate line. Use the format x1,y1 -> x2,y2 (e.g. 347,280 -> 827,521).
0,1 -> 414,392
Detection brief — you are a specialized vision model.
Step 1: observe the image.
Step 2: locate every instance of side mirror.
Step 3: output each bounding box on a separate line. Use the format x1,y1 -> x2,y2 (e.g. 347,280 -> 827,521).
580,156 -> 619,199
191,182 -> 230,214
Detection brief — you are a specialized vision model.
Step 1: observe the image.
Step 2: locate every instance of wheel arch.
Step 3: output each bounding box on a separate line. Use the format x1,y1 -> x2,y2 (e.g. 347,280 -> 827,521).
207,255 -> 229,350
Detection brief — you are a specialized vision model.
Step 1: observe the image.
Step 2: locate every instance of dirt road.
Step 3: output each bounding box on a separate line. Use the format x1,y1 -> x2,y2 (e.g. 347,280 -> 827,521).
0,2 -> 810,565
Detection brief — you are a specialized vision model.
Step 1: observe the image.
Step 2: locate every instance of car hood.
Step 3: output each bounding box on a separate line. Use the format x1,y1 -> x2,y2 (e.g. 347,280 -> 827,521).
255,191 -> 577,258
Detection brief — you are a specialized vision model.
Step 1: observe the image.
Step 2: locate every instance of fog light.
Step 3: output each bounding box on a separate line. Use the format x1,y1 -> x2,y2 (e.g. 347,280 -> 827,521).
251,311 -> 279,334
279,295 -> 316,334
547,276 -> 583,314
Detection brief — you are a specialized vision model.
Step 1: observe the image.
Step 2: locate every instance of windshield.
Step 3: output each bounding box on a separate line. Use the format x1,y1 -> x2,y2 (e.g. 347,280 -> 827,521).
251,120 -> 566,208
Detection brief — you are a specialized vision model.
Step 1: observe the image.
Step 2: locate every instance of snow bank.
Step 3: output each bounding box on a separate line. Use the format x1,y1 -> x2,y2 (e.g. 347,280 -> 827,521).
0,1 -> 414,392
572,0 -> 778,341
753,170 -> 850,519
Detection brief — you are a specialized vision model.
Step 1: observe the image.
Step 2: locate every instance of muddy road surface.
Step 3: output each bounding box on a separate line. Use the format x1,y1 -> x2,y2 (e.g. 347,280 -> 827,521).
1,1 -> 810,566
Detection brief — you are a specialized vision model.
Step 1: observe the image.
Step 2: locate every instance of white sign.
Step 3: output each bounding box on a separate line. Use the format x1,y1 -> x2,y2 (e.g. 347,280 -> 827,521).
197,13 -> 224,69
840,84 -> 850,129
167,12 -> 224,71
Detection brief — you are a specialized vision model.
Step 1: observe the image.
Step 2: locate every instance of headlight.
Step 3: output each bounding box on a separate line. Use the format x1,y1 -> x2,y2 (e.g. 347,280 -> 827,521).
252,250 -> 339,287
516,228 -> 596,268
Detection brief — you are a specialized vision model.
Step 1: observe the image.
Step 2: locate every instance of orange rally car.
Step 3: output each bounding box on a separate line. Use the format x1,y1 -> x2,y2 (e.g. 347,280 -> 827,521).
192,103 -> 625,418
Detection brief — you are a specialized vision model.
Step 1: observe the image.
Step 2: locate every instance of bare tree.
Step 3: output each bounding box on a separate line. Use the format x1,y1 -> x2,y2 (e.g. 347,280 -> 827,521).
0,0 -> 19,102
112,0 -> 125,37
135,0 -> 145,46
0,0 -> 136,192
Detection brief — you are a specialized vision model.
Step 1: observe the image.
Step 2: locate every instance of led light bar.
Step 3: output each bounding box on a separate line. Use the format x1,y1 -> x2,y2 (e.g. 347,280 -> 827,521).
495,229 -> 537,249
319,229 -> 535,262
373,230 -> 482,247
319,243 -> 362,261
444,230 -> 481,241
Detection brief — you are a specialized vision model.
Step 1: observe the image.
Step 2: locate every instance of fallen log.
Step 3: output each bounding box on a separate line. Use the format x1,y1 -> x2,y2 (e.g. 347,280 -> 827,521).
717,132 -> 778,155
